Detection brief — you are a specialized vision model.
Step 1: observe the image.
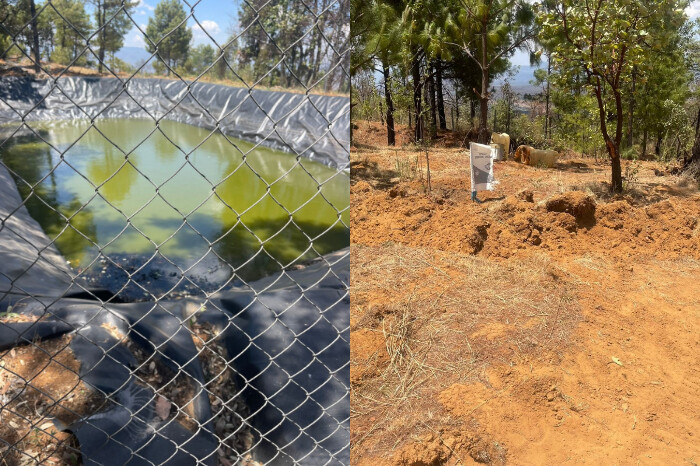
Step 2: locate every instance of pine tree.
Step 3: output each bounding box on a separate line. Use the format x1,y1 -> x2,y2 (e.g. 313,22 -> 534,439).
444,0 -> 537,143
185,43 -> 215,75
48,0 -> 92,66
90,0 -> 137,73
145,0 -> 192,76
3,0 -> 50,69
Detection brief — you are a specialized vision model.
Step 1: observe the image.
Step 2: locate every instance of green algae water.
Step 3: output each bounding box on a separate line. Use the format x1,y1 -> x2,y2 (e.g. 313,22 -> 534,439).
0,118 -> 349,284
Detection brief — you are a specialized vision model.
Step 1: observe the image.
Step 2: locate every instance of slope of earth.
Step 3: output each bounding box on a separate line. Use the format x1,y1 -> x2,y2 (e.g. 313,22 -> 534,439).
350,126 -> 700,465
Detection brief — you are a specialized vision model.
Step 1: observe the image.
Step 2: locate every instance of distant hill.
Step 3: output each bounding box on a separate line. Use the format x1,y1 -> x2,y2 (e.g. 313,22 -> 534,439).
493,65 -> 542,97
115,46 -> 155,73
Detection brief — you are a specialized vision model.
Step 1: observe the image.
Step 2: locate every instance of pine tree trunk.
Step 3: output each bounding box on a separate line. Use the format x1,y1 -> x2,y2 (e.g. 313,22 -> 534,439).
405,75 -> 412,129
545,59 -> 551,139
97,1 -> 105,74
435,60 -> 447,131
308,0 -> 327,86
612,89 -> 625,192
655,134 -> 662,158
477,18 -> 490,144
216,48 -> 227,78
412,51 -> 423,142
687,106 -> 700,169
611,146 -> 622,192
382,63 -> 396,146
642,129 -> 648,159
428,64 -> 437,139
470,99 -> 475,128
455,97 -> 460,127
29,0 -> 41,72
593,79 -> 623,192
627,68 -> 636,148
478,90 -> 489,143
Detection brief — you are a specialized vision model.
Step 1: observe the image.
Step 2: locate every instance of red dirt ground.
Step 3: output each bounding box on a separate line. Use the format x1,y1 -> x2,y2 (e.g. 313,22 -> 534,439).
350,122 -> 700,465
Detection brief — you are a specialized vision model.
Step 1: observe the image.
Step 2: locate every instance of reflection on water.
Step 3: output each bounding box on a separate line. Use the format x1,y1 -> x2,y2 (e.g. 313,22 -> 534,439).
0,119 -> 349,282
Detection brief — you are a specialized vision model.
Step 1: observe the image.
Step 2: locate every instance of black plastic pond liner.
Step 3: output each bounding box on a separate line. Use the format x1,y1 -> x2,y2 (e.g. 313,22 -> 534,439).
0,251 -> 348,465
0,76 -> 350,170
0,161 -> 84,301
0,78 -> 349,464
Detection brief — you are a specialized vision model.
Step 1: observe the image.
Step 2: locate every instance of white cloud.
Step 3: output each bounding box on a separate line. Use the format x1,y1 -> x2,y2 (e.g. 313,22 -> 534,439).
191,20 -> 221,45
126,18 -> 225,48
687,0 -> 700,18
134,0 -> 155,15
124,27 -> 145,47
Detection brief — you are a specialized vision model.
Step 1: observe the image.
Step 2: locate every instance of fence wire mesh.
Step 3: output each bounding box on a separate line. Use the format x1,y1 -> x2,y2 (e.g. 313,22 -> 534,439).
0,0 -> 349,464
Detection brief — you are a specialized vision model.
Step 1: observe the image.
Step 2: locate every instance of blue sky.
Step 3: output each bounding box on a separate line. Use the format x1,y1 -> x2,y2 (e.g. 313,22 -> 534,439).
122,0 -> 237,49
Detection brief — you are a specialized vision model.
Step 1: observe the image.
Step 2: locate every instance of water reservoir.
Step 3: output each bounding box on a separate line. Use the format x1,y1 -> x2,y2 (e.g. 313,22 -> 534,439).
1,118 -> 349,295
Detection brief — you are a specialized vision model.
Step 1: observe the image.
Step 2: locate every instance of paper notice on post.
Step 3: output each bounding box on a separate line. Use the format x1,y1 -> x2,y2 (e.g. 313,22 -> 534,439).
469,142 -> 498,191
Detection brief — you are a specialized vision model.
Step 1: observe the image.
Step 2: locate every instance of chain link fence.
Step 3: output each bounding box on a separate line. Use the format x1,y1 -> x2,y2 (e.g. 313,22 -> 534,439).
0,0 -> 349,464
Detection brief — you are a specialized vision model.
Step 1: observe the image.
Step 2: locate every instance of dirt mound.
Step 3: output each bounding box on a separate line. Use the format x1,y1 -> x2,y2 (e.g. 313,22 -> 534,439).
392,430 -> 506,465
353,180 -> 373,193
515,189 -> 534,202
352,120 -> 414,148
544,191 -> 596,225
352,179 -> 700,262
351,146 -> 700,465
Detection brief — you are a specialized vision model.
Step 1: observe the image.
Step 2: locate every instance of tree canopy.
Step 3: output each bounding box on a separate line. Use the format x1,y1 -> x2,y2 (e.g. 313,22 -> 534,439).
145,0 -> 192,75
540,0 -> 689,191
351,0 -> 700,189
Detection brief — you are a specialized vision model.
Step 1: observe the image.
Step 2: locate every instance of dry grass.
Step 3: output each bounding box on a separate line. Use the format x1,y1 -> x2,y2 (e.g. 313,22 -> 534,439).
350,243 -> 582,458
678,162 -> 700,188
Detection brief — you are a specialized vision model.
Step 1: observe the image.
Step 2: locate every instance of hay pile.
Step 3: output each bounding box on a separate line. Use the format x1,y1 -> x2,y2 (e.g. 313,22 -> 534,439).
514,145 -> 559,168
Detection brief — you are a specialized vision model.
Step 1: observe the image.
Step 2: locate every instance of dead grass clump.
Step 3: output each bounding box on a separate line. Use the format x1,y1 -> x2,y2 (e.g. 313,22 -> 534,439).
394,153 -> 419,181
350,243 -> 581,459
380,302 -> 436,403
350,156 -> 398,190
189,321 -> 258,466
677,163 -> 700,188
0,335 -> 106,465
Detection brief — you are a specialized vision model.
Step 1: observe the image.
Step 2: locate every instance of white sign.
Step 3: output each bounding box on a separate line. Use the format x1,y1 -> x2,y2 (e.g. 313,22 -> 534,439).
469,142 -> 498,191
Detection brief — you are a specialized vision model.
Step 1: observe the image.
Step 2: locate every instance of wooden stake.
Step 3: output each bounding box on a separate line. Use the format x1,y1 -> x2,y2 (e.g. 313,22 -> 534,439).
426,149 -> 431,194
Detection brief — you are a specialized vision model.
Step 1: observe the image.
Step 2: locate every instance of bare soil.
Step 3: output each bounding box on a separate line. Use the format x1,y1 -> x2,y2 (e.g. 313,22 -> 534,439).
0,334 -> 104,465
350,121 -> 700,465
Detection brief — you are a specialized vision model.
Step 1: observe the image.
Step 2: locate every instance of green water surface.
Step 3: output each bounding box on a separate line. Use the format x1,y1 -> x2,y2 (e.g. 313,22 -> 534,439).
0,118 -> 349,280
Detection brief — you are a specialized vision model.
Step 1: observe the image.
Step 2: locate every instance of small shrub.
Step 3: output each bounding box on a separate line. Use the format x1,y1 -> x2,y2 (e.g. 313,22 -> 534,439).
623,161 -> 641,191
678,162 -> 700,188
394,154 -> 418,181
621,145 -> 641,161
